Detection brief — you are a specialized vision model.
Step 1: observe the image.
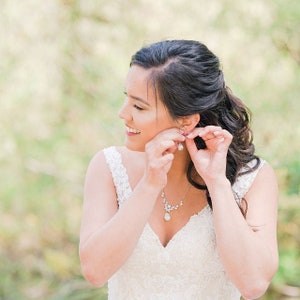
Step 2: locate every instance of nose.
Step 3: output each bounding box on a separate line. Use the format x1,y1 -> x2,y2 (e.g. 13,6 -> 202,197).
118,100 -> 132,121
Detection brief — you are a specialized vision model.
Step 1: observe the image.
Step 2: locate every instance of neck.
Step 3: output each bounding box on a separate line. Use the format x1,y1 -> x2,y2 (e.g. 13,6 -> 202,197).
167,149 -> 191,184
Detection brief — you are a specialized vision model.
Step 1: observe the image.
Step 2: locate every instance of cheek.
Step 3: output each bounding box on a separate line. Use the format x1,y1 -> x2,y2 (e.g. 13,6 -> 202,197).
135,110 -> 176,142
141,121 -> 159,139
138,117 -> 160,141
136,112 -> 157,129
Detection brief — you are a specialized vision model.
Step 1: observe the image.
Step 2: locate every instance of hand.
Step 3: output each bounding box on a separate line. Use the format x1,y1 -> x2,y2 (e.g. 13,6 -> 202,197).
142,128 -> 185,188
185,126 -> 232,184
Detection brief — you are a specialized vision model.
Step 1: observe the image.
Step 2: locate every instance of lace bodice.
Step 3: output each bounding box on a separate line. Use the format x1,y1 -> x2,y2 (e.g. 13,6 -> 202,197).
103,146 -> 264,300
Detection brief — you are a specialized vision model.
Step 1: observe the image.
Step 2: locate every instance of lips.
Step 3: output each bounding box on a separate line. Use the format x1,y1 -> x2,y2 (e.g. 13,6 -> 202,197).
126,125 -> 141,134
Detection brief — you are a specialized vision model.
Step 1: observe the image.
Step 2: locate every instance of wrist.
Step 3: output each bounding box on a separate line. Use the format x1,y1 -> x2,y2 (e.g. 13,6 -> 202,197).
205,176 -> 231,192
139,176 -> 163,195
140,172 -> 166,189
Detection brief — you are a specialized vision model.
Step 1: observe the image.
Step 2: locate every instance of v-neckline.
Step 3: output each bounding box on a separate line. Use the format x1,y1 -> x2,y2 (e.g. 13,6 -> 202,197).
146,205 -> 210,249
116,147 -> 210,249
125,177 -> 210,249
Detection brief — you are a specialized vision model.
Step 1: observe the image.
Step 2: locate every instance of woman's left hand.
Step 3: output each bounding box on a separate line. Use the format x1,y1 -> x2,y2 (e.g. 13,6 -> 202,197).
185,126 -> 233,184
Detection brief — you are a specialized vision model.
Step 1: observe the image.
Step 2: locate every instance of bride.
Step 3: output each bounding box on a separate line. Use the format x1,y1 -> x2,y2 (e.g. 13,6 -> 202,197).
79,39 -> 278,300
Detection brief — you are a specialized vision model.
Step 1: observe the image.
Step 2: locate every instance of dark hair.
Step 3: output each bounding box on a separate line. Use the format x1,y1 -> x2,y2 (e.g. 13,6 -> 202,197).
130,40 -> 259,210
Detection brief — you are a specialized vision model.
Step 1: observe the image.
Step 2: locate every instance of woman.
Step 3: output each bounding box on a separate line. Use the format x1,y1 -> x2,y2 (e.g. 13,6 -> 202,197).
79,40 -> 278,300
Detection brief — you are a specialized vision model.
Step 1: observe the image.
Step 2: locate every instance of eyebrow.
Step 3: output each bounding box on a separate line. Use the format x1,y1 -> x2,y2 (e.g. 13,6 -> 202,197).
124,91 -> 150,106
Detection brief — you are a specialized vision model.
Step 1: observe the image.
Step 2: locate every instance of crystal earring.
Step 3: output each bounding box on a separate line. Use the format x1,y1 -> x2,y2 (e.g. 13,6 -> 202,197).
177,143 -> 184,151
177,126 -> 185,151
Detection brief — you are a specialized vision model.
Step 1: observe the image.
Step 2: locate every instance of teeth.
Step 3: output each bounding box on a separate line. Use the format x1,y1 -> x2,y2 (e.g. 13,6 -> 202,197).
126,126 -> 141,134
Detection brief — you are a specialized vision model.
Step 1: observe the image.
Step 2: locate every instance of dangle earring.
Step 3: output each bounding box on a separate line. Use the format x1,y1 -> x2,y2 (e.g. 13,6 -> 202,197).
177,126 -> 185,151
177,142 -> 184,151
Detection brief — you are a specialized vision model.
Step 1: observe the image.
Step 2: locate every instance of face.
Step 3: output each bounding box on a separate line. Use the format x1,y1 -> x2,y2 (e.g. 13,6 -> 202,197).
119,65 -> 178,151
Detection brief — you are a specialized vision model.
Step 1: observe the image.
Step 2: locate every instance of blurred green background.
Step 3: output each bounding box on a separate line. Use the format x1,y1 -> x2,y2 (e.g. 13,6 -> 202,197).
0,0 -> 299,299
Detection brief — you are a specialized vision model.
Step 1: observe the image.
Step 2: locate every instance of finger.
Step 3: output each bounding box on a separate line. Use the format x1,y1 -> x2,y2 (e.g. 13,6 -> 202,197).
185,136 -> 199,158
153,129 -> 186,154
153,153 -> 174,169
187,126 -> 224,140
158,130 -> 186,143
212,129 -> 233,144
159,140 -> 176,152
161,152 -> 174,164
213,128 -> 232,139
160,140 -> 177,155
186,128 -> 202,139
147,139 -> 181,158
146,140 -> 175,157
185,127 -> 207,139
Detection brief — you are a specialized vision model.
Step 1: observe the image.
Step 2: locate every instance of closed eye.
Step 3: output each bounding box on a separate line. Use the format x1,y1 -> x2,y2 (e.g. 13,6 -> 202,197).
123,91 -> 150,108
133,104 -> 144,111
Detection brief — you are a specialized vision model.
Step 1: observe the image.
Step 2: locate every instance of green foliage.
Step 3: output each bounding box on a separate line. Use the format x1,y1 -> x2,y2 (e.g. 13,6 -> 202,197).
284,160 -> 300,195
277,249 -> 300,286
0,0 -> 299,299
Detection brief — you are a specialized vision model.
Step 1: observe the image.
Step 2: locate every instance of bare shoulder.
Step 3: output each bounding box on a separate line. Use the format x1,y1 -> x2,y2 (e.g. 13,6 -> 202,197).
84,148 -> 118,206
115,146 -> 146,184
250,161 -> 278,193
85,148 -> 112,181
245,161 -> 278,227
85,146 -> 145,188
86,145 -> 135,172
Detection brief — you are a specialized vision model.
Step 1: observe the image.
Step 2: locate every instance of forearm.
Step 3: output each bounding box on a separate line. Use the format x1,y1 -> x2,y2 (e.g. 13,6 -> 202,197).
80,181 -> 160,286
207,179 -> 277,298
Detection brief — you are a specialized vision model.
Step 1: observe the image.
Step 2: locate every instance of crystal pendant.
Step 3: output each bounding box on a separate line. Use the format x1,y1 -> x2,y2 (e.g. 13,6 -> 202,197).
164,212 -> 171,221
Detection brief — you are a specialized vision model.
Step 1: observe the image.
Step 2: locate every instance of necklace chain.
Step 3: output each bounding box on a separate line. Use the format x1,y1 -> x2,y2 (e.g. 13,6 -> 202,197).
161,185 -> 191,221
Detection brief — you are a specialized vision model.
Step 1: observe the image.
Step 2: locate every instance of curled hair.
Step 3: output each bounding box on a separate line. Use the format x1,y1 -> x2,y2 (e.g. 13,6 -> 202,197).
130,40 -> 260,211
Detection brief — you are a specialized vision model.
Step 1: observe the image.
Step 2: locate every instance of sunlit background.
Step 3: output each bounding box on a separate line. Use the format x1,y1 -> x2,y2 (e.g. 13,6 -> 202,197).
0,0 -> 299,299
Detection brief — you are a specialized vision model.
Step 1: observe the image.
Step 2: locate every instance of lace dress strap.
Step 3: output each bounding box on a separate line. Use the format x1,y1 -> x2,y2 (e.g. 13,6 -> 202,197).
232,158 -> 265,204
103,146 -> 132,207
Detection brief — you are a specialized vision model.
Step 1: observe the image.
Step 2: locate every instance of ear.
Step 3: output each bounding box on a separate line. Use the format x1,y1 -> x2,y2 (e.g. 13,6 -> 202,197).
177,114 -> 200,134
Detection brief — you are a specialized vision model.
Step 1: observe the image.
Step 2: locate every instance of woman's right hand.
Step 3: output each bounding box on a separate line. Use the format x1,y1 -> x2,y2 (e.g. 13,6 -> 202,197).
142,128 -> 185,189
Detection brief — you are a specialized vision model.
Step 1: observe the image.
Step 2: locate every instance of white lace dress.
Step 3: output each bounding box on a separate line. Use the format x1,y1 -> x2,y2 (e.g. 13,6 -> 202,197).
103,146 -> 264,300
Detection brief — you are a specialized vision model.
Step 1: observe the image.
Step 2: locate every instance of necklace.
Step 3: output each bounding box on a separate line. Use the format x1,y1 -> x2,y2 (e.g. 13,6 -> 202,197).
161,185 -> 191,221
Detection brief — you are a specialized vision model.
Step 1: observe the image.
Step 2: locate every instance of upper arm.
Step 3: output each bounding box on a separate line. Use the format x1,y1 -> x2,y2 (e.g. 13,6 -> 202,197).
79,151 -> 118,248
244,163 -> 278,256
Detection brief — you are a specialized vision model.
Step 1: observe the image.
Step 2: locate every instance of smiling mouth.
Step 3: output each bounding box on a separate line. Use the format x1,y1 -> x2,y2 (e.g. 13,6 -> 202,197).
126,126 -> 141,134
